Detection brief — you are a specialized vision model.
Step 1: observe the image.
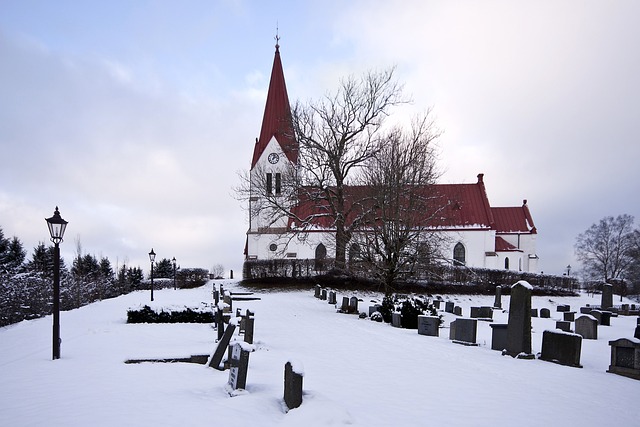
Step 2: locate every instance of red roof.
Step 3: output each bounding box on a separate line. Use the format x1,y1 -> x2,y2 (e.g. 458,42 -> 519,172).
495,236 -> 520,252
289,174 -> 498,230
251,44 -> 298,168
491,201 -> 536,234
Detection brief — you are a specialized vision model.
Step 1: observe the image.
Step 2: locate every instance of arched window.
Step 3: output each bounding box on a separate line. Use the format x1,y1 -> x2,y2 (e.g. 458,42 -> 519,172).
504,257 -> 510,270
315,243 -> 327,271
453,243 -> 465,266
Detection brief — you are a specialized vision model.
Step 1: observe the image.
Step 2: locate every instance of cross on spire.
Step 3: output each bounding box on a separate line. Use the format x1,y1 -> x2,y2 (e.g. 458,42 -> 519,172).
275,23 -> 280,50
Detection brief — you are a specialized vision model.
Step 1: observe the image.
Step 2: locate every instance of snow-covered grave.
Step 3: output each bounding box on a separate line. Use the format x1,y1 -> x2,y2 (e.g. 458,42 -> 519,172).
1,280 -> 639,426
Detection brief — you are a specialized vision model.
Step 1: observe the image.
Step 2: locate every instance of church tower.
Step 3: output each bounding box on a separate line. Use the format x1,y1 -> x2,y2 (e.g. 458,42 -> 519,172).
246,40 -> 298,259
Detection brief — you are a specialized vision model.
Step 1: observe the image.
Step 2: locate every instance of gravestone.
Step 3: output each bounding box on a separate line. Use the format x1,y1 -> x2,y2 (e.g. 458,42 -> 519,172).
369,304 -> 381,316
602,284 -> 613,309
284,361 -> 304,410
433,300 -> 441,310
392,312 -> 402,328
321,289 -> 327,301
341,297 -> 349,312
243,310 -> 255,344
540,308 -> 551,318
471,306 -> 493,320
417,315 -> 439,337
590,310 -> 611,326
227,342 -> 250,391
314,285 -> 321,299
454,306 -> 462,316
349,296 -> 359,313
494,286 -> 502,309
223,294 -> 232,312
575,315 -> 598,340
579,307 -> 592,314
607,338 -> 640,380
216,308 -> 225,341
556,320 -> 572,332
531,308 -> 539,317
230,269 -> 233,279
209,323 -> 237,370
449,318 -> 478,346
213,289 -> 219,305
445,301 -> 455,313
490,324 -> 508,351
506,281 -> 533,358
557,304 -> 570,312
539,330 -> 583,368
563,311 -> 576,322
328,291 -> 337,305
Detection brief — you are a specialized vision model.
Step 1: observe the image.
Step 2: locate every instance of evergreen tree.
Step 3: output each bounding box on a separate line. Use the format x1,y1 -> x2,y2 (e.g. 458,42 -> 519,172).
154,258 -> 174,279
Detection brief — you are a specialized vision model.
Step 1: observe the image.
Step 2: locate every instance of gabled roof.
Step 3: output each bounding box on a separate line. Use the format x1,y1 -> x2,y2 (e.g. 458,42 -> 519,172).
289,174 -> 497,230
495,236 -> 521,252
491,200 -> 537,234
251,43 -> 298,168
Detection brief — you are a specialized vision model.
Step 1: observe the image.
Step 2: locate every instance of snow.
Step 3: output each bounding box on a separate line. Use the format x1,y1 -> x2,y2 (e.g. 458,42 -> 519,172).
1,280 -> 639,426
513,280 -> 533,290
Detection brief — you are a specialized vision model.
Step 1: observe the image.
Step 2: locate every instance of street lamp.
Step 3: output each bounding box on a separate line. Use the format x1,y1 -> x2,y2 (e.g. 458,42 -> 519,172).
149,248 -> 156,301
172,257 -> 177,290
45,206 -> 68,360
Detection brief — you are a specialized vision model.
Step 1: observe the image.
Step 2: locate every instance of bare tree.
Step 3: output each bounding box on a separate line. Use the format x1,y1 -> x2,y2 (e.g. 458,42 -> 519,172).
575,214 -> 636,283
291,68 -> 407,269
351,112 -> 443,291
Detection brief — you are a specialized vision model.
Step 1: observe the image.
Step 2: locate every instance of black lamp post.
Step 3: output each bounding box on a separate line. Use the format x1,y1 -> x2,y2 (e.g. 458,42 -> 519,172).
172,257 -> 177,290
45,206 -> 68,360
149,248 -> 156,301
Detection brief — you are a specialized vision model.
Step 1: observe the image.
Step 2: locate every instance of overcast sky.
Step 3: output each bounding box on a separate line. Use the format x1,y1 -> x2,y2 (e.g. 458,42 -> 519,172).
1,0 -> 638,277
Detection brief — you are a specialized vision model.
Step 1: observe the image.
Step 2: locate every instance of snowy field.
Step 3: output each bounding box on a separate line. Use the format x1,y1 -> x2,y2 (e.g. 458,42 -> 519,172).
1,280 -> 638,427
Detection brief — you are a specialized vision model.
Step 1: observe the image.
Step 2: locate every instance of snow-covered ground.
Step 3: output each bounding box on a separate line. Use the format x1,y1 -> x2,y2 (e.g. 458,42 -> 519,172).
1,280 -> 638,426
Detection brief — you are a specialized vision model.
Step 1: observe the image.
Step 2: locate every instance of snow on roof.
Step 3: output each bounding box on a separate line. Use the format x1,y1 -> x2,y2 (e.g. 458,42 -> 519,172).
512,280 -> 533,290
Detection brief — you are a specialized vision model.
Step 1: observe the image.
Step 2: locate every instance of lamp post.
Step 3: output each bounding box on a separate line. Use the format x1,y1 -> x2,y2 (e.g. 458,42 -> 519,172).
566,264 -> 572,291
172,257 -> 177,290
149,249 -> 156,301
45,206 -> 68,360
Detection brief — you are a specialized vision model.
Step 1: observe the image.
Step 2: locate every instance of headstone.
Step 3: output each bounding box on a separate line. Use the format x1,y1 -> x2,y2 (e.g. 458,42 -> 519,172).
209,323 -> 237,370
230,269 -> 233,279
590,310 -> 611,326
563,311 -> 576,322
328,291 -> 337,305
470,306 -> 493,320
556,320 -> 572,332
227,342 -> 250,390
341,297 -> 350,312
579,307 -> 592,314
494,286 -> 502,309
369,304 -> 381,316
445,301 -> 455,313
417,315 -> 439,337
490,324 -> 508,351
540,308 -> 551,318
321,289 -> 327,301
557,304 -> 570,312
213,289 -> 219,305
314,285 -> 321,299
602,284 -> 613,309
449,320 -> 456,340
244,310 -> 255,344
223,294 -> 232,312
575,315 -> 598,340
449,318 -> 478,346
349,296 -> 359,313
284,361 -> 304,410
392,312 -> 402,328
454,306 -> 462,316
216,308 -> 225,341
539,330 -> 583,368
607,338 -> 640,380
531,308 -> 539,317
433,300 -> 441,310
506,281 -> 533,358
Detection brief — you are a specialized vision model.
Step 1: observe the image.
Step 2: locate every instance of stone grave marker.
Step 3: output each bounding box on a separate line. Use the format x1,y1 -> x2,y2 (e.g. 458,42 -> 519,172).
216,308 -> 225,341
445,301 -> 455,313
213,289 -> 219,305
602,283 -> 613,309
471,306 -> 493,320
539,330 -> 583,368
490,324 -> 508,351
506,281 -> 533,358
563,311 -> 576,322
556,320 -> 572,332
433,300 -> 441,310
540,308 -> 551,318
531,308 -> 539,318
392,312 -> 402,328
607,338 -> 640,380
575,315 -> 598,340
493,286 -> 502,309
417,315 -> 439,337
579,307 -> 592,314
369,304 -> 381,316
209,323 -> 237,370
243,310 -> 255,344
341,297 -> 350,312
349,296 -> 359,314
590,310 -> 612,326
328,291 -> 337,305
557,304 -> 570,312
314,285 -> 321,299
321,289 -> 327,301
449,318 -> 478,346
227,342 -> 250,391
454,306 -> 462,316
284,361 -> 304,411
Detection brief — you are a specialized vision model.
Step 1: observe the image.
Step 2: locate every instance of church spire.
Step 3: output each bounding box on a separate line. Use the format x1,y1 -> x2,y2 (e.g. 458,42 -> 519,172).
250,39 -> 298,169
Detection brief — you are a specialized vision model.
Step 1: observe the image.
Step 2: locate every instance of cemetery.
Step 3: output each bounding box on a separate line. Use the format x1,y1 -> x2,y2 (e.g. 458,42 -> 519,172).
1,279 -> 639,426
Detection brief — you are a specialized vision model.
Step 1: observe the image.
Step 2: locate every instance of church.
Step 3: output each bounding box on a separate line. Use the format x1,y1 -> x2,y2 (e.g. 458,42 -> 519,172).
244,43 -> 539,273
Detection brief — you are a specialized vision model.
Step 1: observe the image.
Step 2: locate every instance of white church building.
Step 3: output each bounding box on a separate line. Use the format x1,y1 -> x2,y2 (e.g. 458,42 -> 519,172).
244,43 -> 539,273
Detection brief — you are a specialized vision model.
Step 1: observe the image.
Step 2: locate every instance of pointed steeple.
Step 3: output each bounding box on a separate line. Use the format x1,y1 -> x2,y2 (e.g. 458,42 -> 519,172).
251,42 -> 298,169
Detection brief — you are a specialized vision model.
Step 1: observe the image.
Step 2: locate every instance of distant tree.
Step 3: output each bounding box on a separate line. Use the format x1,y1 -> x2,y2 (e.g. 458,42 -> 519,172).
210,263 -> 225,279
27,242 -> 66,277
127,266 -> 144,289
575,215 -> 636,283
153,258 -> 174,279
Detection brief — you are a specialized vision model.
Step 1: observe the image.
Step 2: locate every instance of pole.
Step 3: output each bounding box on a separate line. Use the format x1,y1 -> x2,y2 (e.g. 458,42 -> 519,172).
52,243 -> 61,360
150,261 -> 154,302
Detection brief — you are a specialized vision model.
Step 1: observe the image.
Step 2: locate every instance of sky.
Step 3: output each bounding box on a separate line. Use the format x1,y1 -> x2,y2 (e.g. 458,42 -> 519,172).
1,0 -> 639,276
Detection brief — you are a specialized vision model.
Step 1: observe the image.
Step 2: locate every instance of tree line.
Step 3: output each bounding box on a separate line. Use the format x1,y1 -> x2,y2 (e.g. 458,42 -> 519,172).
0,226 -> 182,327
